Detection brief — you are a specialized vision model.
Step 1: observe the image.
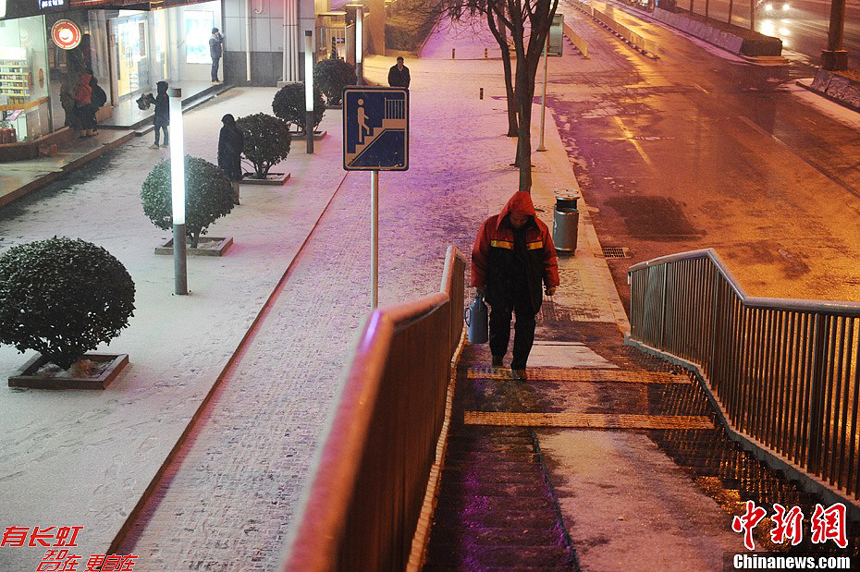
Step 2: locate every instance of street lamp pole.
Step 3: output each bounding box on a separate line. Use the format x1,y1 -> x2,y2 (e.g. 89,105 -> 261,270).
356,6 -> 363,85
168,88 -> 187,295
305,30 -> 314,154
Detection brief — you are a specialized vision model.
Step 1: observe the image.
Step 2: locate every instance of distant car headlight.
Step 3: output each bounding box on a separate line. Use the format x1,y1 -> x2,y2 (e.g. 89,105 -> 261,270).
782,2 -> 790,9
765,2 -> 773,11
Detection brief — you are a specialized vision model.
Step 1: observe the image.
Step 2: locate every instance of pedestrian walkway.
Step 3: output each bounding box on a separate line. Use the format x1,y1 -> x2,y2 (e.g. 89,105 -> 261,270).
0,11 -> 854,572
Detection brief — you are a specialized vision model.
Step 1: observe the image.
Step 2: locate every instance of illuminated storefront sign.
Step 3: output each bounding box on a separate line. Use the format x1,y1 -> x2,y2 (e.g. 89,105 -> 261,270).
51,19 -> 82,50
39,0 -> 67,9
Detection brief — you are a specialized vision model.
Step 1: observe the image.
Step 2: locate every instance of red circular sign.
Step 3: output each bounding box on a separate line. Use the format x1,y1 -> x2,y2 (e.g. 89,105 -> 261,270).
51,20 -> 82,50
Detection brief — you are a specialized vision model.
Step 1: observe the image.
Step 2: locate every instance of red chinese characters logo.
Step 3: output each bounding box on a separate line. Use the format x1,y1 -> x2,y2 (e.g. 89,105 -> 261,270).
731,502 -> 848,551
810,503 -> 847,549
36,549 -> 81,572
1,527 -> 82,548
732,500 -> 768,550
1,527 -> 138,571
770,503 -> 804,546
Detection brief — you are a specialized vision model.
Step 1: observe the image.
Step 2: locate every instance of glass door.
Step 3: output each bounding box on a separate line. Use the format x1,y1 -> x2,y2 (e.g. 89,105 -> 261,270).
113,13 -> 148,99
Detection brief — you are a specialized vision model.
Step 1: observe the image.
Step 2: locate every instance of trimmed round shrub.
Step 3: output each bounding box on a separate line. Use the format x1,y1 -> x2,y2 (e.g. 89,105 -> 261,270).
313,59 -> 357,106
236,113 -> 291,179
141,156 -> 235,248
0,237 -> 136,370
272,82 -> 325,133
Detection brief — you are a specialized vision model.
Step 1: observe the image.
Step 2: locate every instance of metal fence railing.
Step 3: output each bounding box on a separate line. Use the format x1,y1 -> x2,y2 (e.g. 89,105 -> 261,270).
281,246 -> 467,571
628,249 -> 860,501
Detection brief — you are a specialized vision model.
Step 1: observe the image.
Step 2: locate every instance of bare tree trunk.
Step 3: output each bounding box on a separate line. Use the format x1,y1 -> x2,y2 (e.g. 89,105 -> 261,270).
513,0 -> 557,191
516,58 -> 535,190
502,52 -> 518,136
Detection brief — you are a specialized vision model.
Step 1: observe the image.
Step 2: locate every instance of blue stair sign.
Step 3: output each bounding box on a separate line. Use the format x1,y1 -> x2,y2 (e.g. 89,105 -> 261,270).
343,87 -> 409,171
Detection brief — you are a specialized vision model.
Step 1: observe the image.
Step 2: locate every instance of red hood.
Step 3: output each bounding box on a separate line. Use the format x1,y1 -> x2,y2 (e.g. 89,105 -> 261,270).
495,191 -> 536,231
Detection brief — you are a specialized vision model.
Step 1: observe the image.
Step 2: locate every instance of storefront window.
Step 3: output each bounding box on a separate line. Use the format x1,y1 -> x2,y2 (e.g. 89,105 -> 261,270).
184,10 -> 213,65
0,15 -> 50,142
114,11 -> 148,98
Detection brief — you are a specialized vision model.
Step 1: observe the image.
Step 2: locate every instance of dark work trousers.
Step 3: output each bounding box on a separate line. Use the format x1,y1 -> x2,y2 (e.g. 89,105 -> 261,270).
488,297 -> 537,370
211,55 -> 221,82
154,120 -> 169,146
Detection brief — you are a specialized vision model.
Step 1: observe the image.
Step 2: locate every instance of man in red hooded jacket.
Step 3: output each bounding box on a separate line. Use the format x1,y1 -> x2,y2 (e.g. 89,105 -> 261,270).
472,191 -> 560,380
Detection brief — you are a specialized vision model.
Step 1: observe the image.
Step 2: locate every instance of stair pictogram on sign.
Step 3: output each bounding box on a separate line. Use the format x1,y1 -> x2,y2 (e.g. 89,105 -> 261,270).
343,87 -> 409,171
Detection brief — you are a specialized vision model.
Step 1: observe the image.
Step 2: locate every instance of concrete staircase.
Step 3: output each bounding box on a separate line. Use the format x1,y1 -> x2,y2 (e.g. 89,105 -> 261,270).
424,426 -> 576,570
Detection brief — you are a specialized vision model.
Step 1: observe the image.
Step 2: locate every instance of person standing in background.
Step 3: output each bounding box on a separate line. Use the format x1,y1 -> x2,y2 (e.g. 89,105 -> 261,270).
218,114 -> 244,205
150,81 -> 169,149
387,56 -> 411,89
210,28 -> 224,84
88,72 -> 107,136
73,71 -> 94,137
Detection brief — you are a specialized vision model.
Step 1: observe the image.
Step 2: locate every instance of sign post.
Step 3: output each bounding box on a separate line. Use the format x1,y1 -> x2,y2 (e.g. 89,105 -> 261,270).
371,170 -> 378,307
343,87 -> 409,307
538,14 -> 563,152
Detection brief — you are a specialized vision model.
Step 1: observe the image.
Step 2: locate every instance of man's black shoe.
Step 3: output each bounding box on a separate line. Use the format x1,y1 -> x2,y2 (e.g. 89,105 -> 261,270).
492,355 -> 504,367
513,369 -> 527,381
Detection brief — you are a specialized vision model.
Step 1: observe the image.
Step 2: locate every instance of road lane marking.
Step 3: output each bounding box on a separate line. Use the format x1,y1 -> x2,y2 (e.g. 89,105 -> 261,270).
613,115 -> 656,171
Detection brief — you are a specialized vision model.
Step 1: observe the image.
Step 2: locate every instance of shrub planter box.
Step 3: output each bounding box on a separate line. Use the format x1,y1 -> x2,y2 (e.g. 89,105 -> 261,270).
241,172 -> 291,186
289,130 -> 328,141
9,353 -> 129,390
155,236 -> 233,256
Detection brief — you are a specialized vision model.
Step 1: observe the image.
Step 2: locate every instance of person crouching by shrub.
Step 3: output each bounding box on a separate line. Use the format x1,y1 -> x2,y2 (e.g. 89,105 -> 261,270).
218,114 -> 244,205
150,81 -> 169,149
74,71 -> 94,138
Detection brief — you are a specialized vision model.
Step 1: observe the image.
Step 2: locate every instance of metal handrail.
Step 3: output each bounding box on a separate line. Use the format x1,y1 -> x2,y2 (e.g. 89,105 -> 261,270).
628,249 -> 860,502
282,246 -> 467,571
629,248 -> 860,316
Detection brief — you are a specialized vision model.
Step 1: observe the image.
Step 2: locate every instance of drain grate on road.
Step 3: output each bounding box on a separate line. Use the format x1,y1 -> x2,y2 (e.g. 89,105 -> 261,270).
464,411 -> 714,429
467,367 -> 690,384
602,246 -> 628,258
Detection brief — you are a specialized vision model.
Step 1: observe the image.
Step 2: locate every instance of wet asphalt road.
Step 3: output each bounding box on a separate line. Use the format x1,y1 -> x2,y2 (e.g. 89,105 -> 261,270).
681,0 -> 860,70
550,0 -> 860,309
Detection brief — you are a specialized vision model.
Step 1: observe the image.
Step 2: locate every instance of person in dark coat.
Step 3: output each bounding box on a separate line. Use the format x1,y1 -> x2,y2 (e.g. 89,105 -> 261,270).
88,72 -> 107,135
387,57 -> 410,88
150,81 -> 169,149
73,71 -> 94,137
218,114 -> 244,205
210,28 -> 224,83
471,191 -> 560,380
